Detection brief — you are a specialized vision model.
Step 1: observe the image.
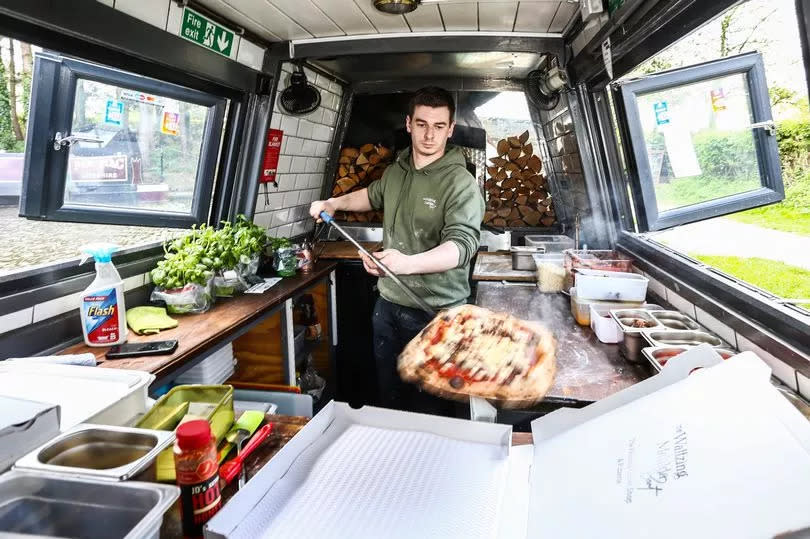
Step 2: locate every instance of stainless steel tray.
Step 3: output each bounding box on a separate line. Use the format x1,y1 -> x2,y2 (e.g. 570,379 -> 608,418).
0,470 -> 178,539
610,309 -> 663,334
510,246 -> 545,270
15,424 -> 174,482
642,330 -> 726,348
649,310 -> 700,331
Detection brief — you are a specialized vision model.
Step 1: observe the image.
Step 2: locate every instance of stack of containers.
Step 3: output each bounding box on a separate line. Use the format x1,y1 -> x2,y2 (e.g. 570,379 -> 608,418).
569,268 -> 650,327
176,343 -> 235,385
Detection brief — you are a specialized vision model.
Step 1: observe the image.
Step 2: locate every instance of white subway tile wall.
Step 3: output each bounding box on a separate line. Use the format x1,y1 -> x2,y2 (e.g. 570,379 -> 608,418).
99,0 -> 265,69
256,62 -> 344,239
694,306 -> 737,349
0,308 -> 34,334
736,333 -> 798,391
797,372 -> 810,402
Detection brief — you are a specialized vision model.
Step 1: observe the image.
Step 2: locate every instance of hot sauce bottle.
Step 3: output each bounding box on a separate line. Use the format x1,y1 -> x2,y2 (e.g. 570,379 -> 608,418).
174,419 -> 222,538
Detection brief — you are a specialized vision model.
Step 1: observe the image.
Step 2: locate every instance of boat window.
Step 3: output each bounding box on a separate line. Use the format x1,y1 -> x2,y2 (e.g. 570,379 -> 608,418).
19,52 -> 226,228
611,0 -> 810,314
615,52 -> 784,232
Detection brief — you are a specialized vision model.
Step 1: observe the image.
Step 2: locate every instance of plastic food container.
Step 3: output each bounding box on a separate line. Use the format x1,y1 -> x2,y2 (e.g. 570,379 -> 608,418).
570,288 -> 643,326
589,305 -> 623,344
533,253 -> 566,293
511,246 -> 545,270
564,249 -> 634,290
0,470 -> 178,539
573,269 -> 649,302
524,235 -> 575,253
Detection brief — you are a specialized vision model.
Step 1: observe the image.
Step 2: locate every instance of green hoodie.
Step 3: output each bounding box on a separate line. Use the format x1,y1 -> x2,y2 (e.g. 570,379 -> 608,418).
367,145 -> 484,309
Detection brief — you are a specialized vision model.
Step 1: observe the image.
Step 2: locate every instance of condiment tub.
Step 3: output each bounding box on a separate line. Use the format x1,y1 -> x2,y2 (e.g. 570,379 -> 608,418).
569,288 -> 643,326
649,310 -> 700,331
15,424 -> 174,482
610,309 -> 663,333
524,234 -> 574,253
642,330 -> 726,348
642,346 -> 738,372
573,269 -> 649,302
533,253 -> 566,293
0,470 -> 178,539
510,246 -> 545,270
589,305 -> 623,344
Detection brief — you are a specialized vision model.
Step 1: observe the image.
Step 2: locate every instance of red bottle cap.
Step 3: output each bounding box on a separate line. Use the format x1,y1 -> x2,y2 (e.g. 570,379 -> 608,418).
176,419 -> 212,450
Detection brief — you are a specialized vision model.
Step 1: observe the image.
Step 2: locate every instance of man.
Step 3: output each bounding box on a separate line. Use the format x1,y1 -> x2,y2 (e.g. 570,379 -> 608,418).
310,86 -> 484,413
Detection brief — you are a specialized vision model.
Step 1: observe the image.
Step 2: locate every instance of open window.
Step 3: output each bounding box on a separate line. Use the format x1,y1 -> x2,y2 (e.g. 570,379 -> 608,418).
614,52 -> 784,232
20,53 -> 227,228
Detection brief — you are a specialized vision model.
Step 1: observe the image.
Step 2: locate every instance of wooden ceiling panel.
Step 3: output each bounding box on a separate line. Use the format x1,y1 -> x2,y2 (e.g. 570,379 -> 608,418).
513,1 -> 560,33
405,4 -> 445,32
439,3 -> 478,31
353,0 -> 411,33
548,0 -> 579,33
477,2 -> 518,31
311,0 -> 377,35
268,0 -> 345,37
221,0 -> 311,40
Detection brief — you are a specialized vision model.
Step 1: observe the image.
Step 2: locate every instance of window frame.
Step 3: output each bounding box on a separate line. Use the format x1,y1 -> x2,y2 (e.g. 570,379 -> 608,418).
613,52 -> 784,232
20,53 -> 228,228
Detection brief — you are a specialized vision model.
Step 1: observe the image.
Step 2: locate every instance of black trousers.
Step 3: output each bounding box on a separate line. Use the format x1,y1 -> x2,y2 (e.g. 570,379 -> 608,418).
371,297 -> 456,417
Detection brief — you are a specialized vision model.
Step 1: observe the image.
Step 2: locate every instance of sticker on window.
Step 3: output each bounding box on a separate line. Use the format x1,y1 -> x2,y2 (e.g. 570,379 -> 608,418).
104,100 -> 124,126
161,111 -> 180,136
654,101 -> 670,125
120,89 -> 166,107
69,155 -> 128,183
710,88 -> 727,112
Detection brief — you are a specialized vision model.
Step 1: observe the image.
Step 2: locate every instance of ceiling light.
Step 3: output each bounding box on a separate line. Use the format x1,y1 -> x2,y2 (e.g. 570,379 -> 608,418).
374,0 -> 419,15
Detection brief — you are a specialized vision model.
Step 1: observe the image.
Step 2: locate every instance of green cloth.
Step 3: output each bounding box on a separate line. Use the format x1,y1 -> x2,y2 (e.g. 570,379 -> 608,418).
367,145 -> 484,309
126,306 -> 178,335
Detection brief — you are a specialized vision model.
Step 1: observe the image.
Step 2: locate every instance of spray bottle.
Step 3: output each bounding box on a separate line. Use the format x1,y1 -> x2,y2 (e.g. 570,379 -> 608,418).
79,244 -> 128,347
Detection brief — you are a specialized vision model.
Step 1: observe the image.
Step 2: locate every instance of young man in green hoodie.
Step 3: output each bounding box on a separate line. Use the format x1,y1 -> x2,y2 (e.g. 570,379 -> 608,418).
310,87 -> 484,414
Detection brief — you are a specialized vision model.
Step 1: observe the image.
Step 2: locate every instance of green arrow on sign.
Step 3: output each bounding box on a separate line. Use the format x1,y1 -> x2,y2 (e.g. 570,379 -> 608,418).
179,7 -> 234,58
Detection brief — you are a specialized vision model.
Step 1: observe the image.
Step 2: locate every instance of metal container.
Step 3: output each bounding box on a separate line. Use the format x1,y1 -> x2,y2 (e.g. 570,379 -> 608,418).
610,309 -> 663,333
511,246 -> 545,270
524,234 -> 575,253
649,310 -> 700,331
15,424 -> 174,482
620,333 -> 646,363
642,346 -> 738,372
642,330 -> 725,348
136,384 -> 234,440
0,470 -> 178,539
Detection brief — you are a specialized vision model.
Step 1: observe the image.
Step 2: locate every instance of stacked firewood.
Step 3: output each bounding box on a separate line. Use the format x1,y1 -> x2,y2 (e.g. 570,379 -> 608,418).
331,144 -> 393,222
483,130 -> 556,228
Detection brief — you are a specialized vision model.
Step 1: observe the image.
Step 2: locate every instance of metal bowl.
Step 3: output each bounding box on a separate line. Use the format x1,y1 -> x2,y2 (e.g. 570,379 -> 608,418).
650,310 -> 700,331
15,424 -> 174,482
642,330 -> 725,348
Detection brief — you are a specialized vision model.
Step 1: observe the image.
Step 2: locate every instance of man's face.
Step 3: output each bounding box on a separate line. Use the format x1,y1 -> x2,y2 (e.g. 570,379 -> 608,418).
406,105 -> 455,159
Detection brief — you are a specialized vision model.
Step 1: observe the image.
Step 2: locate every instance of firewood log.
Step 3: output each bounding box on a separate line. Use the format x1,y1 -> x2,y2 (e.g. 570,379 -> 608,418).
519,130 -> 530,144
528,155 -> 542,173
507,147 -> 521,161
492,218 -> 507,227
522,143 -> 533,158
360,143 -> 375,154
496,207 -> 512,218
497,139 -> 510,156
501,190 -> 515,201
518,205 -> 533,217
516,186 -> 531,196
509,219 -> 525,227
356,153 -> 369,166
484,210 -> 497,223
502,178 -> 519,190
490,156 -> 507,167
541,216 -> 556,226
515,195 -> 528,206
508,136 -> 521,148
507,208 -> 521,221
487,166 -> 499,178
340,147 -> 360,159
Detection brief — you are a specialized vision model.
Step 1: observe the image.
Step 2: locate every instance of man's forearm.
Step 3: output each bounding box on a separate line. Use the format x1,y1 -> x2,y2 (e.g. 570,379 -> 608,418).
407,242 -> 460,275
329,189 -> 372,213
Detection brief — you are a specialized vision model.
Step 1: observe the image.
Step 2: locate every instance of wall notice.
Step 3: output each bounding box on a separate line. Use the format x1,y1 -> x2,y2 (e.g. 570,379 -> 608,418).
260,129 -> 283,185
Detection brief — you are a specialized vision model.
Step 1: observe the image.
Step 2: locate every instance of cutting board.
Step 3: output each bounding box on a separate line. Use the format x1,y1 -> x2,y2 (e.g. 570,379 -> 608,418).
472,252 -> 536,282
317,241 -> 382,260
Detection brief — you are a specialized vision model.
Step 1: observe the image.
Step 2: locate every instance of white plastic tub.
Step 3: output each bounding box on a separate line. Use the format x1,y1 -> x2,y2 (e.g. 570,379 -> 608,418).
589,305 -> 623,344
573,268 -> 649,302
0,363 -> 153,430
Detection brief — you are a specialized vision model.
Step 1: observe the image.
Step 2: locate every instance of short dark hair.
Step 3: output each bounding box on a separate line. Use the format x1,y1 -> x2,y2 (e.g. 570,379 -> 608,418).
408,87 -> 455,121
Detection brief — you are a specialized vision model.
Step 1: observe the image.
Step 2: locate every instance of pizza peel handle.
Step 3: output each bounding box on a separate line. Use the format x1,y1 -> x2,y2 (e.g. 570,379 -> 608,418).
319,211 -> 437,316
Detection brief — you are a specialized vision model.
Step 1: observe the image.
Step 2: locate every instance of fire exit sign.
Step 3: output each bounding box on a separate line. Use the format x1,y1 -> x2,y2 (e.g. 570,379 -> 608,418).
179,7 -> 234,58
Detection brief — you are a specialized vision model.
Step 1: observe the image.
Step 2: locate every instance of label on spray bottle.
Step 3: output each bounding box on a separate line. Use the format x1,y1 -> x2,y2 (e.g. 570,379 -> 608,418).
82,288 -> 121,344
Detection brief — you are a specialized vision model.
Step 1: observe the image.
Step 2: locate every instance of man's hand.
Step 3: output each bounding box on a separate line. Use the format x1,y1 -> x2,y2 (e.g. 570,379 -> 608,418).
309,199 -> 335,222
359,249 -> 413,277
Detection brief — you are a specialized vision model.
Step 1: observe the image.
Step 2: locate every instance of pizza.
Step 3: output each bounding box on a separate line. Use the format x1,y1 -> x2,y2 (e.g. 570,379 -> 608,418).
398,304 -> 557,408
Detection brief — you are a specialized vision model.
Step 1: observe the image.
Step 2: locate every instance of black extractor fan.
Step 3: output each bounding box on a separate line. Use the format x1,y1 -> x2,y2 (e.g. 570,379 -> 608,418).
279,64 -> 321,115
525,57 -> 569,111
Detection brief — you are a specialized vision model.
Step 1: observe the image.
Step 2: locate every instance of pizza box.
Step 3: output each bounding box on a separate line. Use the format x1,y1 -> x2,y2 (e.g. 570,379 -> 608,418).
0,396 -> 60,473
205,345 -> 810,539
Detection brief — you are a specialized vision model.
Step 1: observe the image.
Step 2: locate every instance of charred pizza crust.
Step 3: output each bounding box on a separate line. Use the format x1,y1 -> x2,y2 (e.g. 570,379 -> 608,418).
398,304 -> 557,408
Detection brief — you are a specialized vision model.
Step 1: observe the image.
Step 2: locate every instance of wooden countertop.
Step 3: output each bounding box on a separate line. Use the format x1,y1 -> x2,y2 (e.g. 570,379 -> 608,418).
61,261 -> 338,388
160,414 -> 533,538
317,241 -> 381,260
475,281 -> 649,404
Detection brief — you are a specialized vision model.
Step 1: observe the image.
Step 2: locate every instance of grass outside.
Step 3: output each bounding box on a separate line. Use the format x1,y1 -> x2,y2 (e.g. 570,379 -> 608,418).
730,204 -> 810,236
693,254 -> 810,308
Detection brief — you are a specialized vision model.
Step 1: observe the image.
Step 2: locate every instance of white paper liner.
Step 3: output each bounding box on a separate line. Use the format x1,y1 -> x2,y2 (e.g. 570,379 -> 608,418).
230,417 -> 509,539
